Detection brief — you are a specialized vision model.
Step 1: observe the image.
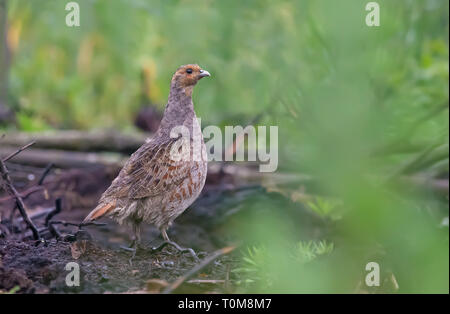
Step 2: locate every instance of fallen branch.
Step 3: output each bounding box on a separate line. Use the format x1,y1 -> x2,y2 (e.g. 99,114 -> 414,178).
162,245 -> 237,294
21,219 -> 106,240
208,161 -> 312,185
0,130 -> 150,153
0,147 -> 127,169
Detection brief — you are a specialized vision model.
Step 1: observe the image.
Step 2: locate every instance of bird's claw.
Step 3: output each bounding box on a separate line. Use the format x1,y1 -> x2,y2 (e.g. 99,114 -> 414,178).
150,241 -> 200,262
119,245 -> 136,252
120,241 -> 145,265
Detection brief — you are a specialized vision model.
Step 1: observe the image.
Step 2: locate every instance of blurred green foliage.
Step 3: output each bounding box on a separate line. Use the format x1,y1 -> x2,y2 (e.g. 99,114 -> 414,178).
233,241 -> 334,289
4,0 -> 449,293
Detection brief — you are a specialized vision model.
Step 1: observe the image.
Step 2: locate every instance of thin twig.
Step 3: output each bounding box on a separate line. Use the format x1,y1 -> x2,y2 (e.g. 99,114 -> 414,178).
1,141 -> 36,162
0,159 -> 40,240
162,245 -> 236,294
50,220 -> 107,228
47,225 -> 62,239
0,185 -> 44,202
0,163 -> 53,217
1,162 -> 53,225
47,198 -> 63,240
38,163 -> 53,185
45,198 -> 62,226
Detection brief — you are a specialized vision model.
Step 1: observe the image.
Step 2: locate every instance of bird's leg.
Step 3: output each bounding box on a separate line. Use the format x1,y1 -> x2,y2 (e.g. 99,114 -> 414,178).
151,227 -> 199,261
130,223 -> 141,264
133,223 -> 143,250
120,222 -> 143,265
120,223 -> 142,249
161,228 -> 171,242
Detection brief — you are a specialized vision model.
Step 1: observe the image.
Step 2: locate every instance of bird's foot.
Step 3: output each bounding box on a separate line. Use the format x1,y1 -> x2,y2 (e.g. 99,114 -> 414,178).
120,240 -> 145,265
119,245 -> 135,252
150,241 -> 200,262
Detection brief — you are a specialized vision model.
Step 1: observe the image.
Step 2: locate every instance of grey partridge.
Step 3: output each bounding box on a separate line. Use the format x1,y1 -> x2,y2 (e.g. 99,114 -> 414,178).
83,64 -> 210,256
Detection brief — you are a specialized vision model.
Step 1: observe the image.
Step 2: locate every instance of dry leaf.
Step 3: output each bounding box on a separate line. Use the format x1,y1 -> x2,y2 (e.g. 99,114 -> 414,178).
70,240 -> 87,259
146,279 -> 169,293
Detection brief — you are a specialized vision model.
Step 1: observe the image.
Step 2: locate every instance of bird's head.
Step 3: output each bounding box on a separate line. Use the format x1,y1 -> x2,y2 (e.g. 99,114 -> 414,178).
171,64 -> 211,91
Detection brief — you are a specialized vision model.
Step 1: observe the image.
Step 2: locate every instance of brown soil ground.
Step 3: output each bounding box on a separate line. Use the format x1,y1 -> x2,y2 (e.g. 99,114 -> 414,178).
0,164 -> 326,294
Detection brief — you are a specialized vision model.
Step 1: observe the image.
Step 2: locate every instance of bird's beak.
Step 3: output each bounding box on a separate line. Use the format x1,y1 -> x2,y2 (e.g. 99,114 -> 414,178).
198,69 -> 211,78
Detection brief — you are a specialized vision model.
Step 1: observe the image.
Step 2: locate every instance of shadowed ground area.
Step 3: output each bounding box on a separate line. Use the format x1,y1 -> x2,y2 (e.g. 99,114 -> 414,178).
0,162 -> 326,293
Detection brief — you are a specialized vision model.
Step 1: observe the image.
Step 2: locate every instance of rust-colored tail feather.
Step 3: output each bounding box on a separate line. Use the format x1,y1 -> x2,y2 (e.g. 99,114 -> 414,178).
83,202 -> 115,223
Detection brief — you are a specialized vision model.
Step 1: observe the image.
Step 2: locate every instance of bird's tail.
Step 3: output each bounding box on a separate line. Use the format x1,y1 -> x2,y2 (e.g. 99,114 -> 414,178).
82,201 -> 116,224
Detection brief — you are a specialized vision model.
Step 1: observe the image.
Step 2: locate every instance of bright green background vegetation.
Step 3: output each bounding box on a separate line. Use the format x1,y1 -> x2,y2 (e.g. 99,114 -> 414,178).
2,0 -> 448,293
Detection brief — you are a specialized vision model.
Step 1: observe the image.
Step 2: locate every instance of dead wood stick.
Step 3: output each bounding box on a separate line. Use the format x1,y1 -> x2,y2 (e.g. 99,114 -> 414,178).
23,221 -> 105,240
46,224 -> 61,240
46,198 -> 63,239
0,163 -> 53,202
1,141 -> 36,162
0,130 -> 150,153
0,147 -> 127,169
0,185 -> 44,202
162,245 -> 236,294
0,158 -> 40,239
208,162 -> 312,184
38,163 -> 53,185
45,198 -> 62,226
51,221 -> 107,228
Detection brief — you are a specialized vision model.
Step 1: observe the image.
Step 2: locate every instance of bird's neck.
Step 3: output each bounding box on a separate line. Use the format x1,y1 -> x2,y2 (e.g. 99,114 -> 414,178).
158,85 -> 196,138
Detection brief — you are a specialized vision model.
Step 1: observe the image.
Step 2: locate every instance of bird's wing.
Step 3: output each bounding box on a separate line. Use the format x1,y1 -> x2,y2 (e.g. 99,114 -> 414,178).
108,136 -> 194,200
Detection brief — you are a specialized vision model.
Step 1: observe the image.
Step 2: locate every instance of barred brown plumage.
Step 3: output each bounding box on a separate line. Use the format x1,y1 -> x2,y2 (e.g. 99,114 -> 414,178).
83,64 -> 210,256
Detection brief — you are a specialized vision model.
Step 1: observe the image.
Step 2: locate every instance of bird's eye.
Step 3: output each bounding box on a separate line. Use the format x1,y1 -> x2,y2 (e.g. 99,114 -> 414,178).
186,68 -> 193,74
